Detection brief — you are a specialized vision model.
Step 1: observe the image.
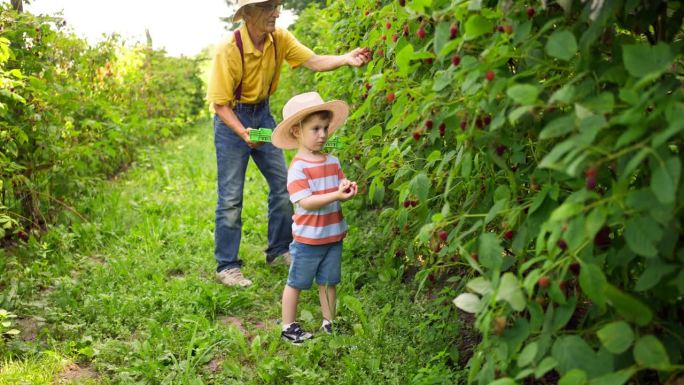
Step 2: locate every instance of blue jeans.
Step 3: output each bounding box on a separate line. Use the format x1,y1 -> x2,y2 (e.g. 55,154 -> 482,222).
213,99 -> 293,272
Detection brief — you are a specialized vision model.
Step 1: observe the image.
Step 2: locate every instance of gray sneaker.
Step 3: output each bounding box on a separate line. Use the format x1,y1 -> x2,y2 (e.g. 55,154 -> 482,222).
216,268 -> 252,287
267,252 -> 291,266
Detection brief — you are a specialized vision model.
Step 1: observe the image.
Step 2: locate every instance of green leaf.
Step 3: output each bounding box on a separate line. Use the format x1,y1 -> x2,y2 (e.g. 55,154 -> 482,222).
411,173 -> 429,202
433,70 -> 453,92
467,277 -> 493,296
433,22 -> 451,57
535,357 -> 558,379
453,293 -> 483,313
651,156 -> 681,205
587,369 -> 635,385
489,379 -> 516,385
479,232 -> 504,271
552,336 -> 603,377
634,335 -> 671,371
624,215 -> 662,258
622,43 -> 675,78
507,84 -> 540,105
550,202 -> 583,222
604,284 -> 653,326
597,321 -> 634,354
635,260 -> 677,291
559,369 -> 588,385
545,30 -> 578,61
362,124 -> 382,140
579,263 -> 606,311
396,44 -> 415,77
464,15 -> 494,41
496,272 -> 526,311
540,115 -> 575,140
518,342 -> 538,367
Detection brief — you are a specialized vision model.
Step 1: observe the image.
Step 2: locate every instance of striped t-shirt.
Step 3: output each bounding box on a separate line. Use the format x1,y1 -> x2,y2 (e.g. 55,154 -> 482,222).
287,155 -> 348,245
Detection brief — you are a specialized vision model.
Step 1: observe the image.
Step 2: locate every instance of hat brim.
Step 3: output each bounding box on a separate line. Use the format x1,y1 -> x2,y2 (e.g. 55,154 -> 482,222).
232,8 -> 245,22
272,100 -> 349,150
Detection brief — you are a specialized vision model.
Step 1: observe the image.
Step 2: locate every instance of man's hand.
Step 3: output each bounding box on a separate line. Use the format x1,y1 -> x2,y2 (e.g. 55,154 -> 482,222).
345,47 -> 371,67
242,128 -> 264,149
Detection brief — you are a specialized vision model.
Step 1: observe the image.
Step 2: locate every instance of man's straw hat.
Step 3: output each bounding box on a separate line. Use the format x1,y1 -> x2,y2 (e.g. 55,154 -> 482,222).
272,92 -> 349,150
232,0 -> 269,22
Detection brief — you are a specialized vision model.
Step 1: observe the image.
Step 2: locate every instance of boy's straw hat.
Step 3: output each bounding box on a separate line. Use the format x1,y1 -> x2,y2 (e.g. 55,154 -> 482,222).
232,0 -> 268,22
272,92 -> 349,150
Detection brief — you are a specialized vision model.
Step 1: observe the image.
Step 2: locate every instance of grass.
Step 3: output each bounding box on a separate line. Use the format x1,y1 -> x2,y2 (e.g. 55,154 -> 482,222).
0,120 -> 465,384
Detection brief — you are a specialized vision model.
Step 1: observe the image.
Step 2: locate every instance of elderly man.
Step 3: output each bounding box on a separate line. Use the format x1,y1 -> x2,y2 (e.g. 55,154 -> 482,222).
207,0 -> 370,287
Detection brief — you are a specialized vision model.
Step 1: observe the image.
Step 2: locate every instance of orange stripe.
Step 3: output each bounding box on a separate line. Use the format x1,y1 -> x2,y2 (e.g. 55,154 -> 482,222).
293,232 -> 347,245
303,164 -> 340,180
312,187 -> 339,195
294,211 -> 344,227
287,179 -> 309,194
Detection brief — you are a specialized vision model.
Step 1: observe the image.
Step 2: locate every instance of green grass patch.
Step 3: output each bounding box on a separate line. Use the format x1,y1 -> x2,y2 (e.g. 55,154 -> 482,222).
0,120 -> 465,384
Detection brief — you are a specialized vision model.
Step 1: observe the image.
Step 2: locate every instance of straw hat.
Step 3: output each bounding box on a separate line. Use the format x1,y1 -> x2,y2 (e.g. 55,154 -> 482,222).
272,92 -> 349,150
232,0 -> 269,22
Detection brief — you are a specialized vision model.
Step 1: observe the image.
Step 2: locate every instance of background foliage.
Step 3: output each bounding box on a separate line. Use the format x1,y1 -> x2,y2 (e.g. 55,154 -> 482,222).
273,0 -> 684,383
0,4 -> 205,241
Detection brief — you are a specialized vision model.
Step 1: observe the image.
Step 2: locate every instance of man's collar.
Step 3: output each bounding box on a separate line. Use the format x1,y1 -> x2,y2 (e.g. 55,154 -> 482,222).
240,24 -> 274,55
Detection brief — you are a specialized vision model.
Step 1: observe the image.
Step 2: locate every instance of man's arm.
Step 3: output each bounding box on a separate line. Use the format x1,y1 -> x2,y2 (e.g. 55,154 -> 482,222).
214,103 -> 260,148
302,47 -> 371,72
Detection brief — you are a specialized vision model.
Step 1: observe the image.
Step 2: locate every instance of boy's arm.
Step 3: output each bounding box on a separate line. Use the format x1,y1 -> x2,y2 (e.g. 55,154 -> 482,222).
297,180 -> 357,210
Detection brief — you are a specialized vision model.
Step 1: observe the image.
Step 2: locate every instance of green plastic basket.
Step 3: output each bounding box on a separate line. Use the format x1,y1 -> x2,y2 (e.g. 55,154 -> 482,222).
248,128 -> 342,150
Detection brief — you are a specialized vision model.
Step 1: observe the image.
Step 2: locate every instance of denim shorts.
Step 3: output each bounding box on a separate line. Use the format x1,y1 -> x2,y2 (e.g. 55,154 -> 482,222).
287,241 -> 342,290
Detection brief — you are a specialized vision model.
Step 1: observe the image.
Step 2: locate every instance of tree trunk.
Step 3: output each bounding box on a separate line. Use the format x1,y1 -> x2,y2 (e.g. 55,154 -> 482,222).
11,0 -> 23,13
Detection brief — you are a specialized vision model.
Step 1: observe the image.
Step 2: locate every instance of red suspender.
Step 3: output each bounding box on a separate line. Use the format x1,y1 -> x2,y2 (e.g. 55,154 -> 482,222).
233,30 -> 278,103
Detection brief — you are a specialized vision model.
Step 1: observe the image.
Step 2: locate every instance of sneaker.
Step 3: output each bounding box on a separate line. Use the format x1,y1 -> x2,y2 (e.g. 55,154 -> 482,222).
216,268 -> 252,287
281,322 -> 313,344
267,252 -> 292,266
320,320 -> 333,334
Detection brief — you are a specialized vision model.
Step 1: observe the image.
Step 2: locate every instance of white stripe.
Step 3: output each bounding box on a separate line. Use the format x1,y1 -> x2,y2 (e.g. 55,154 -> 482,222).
293,221 -> 348,239
309,175 -> 340,193
294,202 -> 340,215
290,190 -> 312,203
287,167 -> 307,184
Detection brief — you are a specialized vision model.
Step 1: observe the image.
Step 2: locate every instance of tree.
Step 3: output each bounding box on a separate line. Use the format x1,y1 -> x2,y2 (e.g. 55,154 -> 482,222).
11,0 -> 23,13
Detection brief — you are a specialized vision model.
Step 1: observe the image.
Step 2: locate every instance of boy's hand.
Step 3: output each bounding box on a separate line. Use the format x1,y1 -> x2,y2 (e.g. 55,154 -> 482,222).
338,180 -> 358,201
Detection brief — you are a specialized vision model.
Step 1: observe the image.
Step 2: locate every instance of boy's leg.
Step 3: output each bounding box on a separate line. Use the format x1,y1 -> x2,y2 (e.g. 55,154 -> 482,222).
318,285 -> 337,321
213,114 -> 251,275
282,285 -> 300,325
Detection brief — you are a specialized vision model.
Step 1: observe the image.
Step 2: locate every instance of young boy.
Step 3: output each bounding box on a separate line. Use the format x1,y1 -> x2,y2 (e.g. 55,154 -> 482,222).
271,92 -> 358,344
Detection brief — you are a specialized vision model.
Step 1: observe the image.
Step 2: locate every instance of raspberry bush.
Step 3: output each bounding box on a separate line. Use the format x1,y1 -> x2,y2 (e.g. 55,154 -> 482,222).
274,0 -> 684,383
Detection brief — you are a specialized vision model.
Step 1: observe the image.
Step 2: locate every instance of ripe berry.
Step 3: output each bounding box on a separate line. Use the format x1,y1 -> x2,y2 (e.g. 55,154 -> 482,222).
485,70 -> 495,81
483,115 -> 492,125
476,118 -> 484,129
439,123 -> 446,137
586,176 -> 597,190
365,10 -> 370,16
496,145 -> 506,156
386,92 -> 395,103
403,24 -> 410,36
470,252 -> 479,262
594,226 -> 611,249
386,22 -> 392,29
503,25 -> 513,34
403,200 -> 411,208
395,249 -> 405,257
557,239 -> 568,251
496,25 -> 505,32
438,230 -> 448,241
460,120 -> 467,130
381,34 -> 387,41
425,120 -> 433,130
18,231 -> 28,241
527,7 -> 535,18
451,55 -> 461,66
570,262 -> 580,275
392,33 -> 398,42
410,200 -> 418,207
449,24 -> 458,39
538,276 -> 550,288
365,83 -> 372,90
398,0 -> 406,6
413,131 -> 421,141
504,230 -> 514,240
423,58 -> 433,65
376,48 -> 384,56
417,27 -> 426,39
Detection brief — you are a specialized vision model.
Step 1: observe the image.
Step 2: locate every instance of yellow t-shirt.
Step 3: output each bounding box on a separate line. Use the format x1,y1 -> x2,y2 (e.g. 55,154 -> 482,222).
207,25 -> 314,108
